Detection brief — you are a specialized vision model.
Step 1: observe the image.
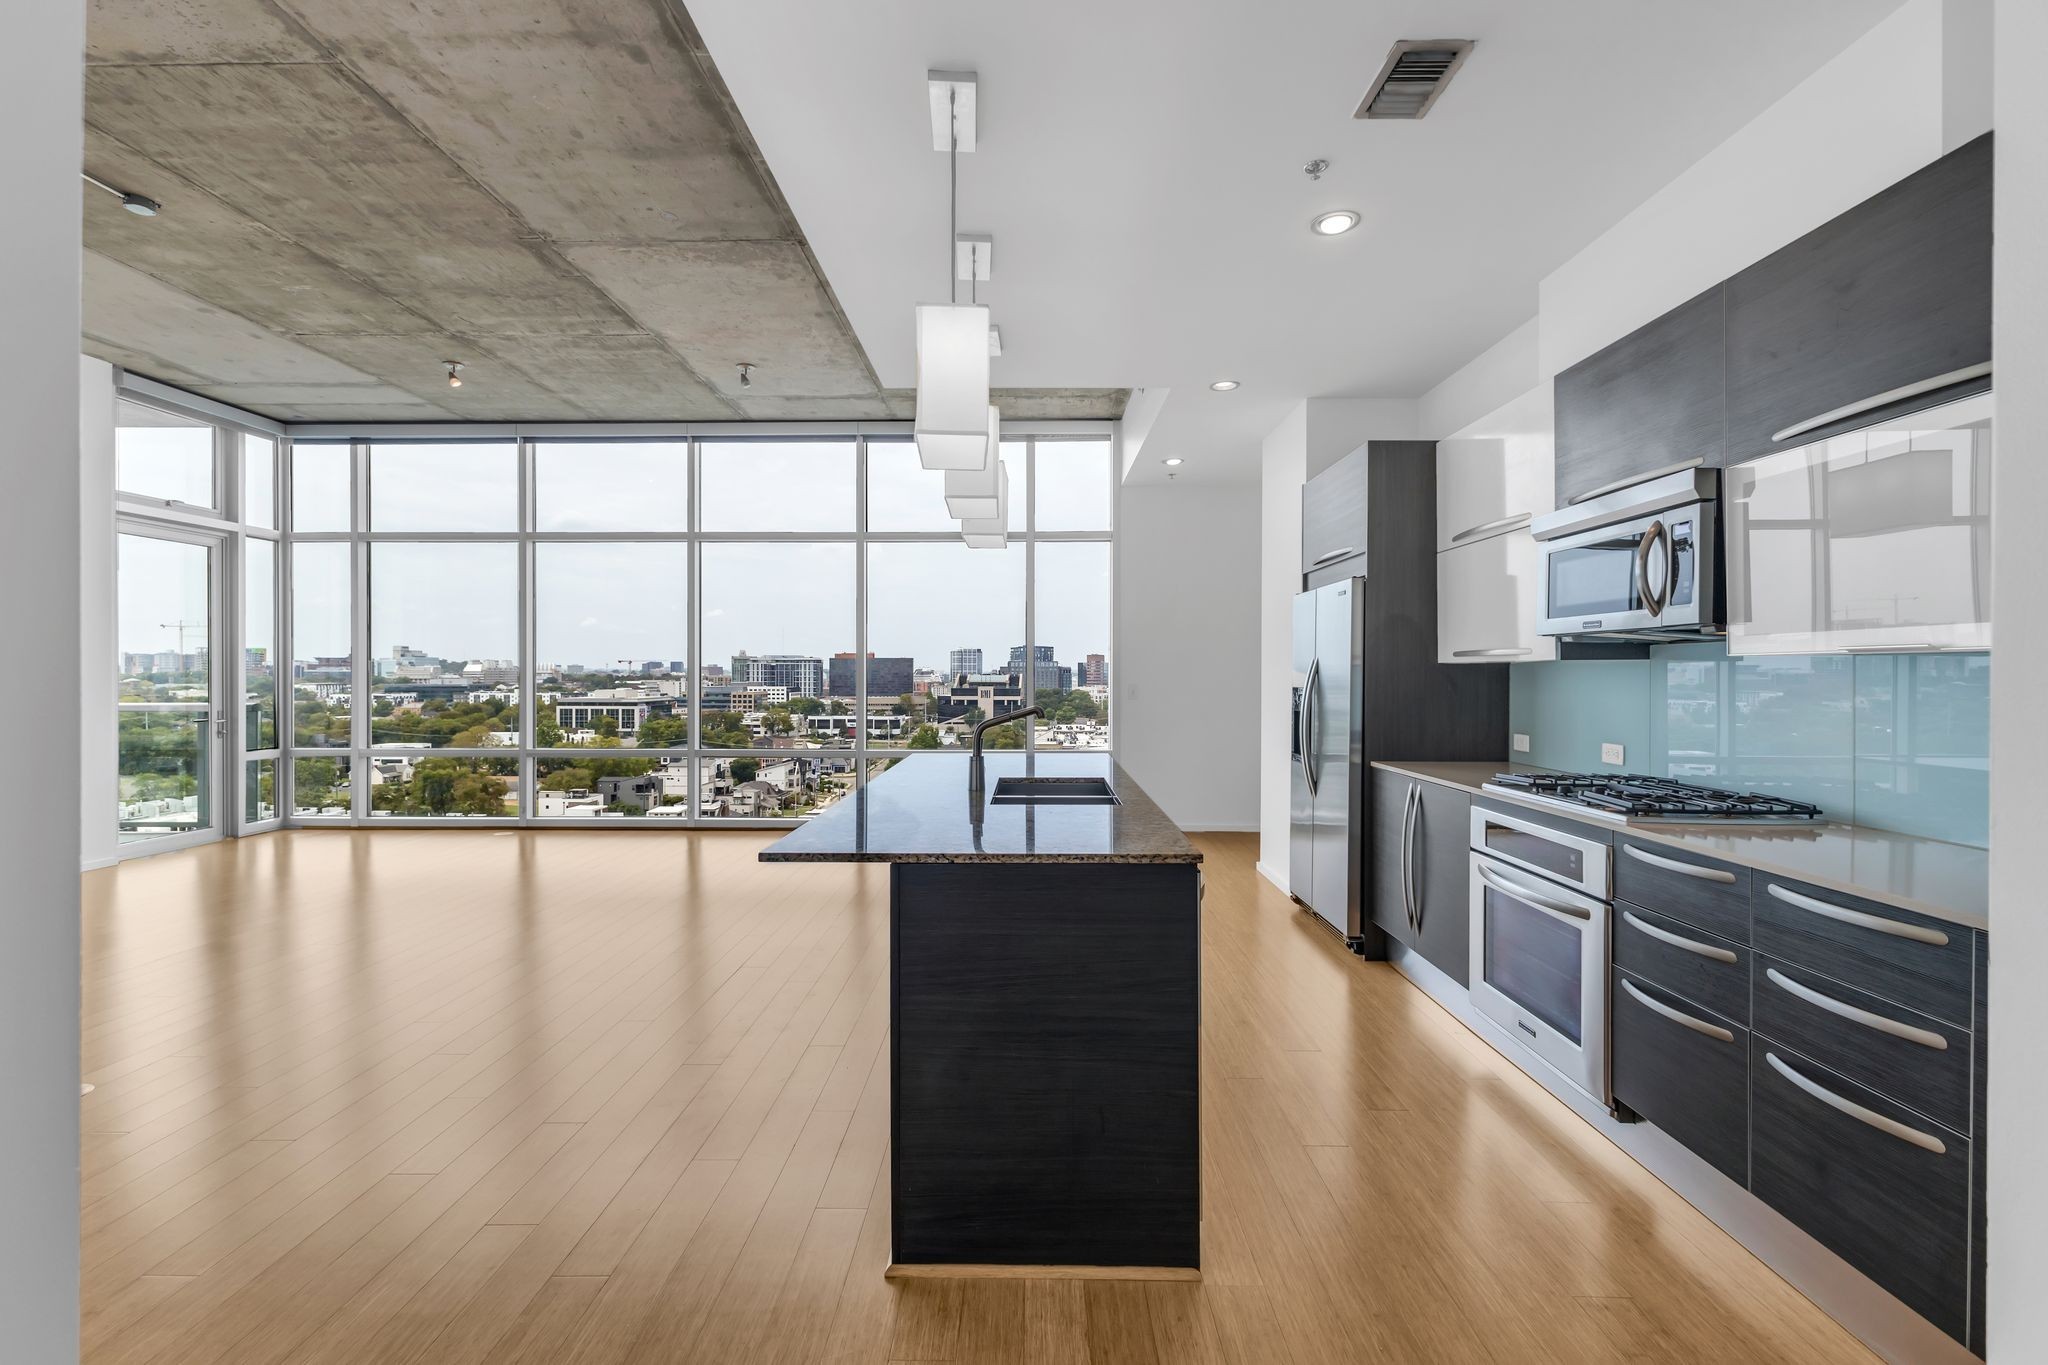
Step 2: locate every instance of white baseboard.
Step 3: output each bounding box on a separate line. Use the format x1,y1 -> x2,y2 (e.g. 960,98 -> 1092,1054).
1381,942 -> 1979,1365
1254,860 -> 1289,895
1181,822 -> 1259,833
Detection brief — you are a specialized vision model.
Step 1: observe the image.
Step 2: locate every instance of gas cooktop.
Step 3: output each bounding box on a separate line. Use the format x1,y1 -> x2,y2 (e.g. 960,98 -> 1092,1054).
1482,772 -> 1824,825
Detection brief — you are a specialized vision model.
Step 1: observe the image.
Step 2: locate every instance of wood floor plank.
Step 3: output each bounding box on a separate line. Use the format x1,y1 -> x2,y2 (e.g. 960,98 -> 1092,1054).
79,827 -> 1881,1365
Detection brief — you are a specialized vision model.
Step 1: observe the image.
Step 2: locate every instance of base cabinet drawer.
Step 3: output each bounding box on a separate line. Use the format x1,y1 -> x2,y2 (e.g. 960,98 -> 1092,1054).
1752,877 -> 1973,1027
1614,839 -> 1751,944
1750,1040 -> 1971,1345
1612,969 -> 1748,1186
1615,904 -> 1750,1025
1753,955 -> 1972,1135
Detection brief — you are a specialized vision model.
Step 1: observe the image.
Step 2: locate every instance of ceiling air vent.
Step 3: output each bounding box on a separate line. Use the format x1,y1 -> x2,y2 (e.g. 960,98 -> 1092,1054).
1354,39 -> 1475,120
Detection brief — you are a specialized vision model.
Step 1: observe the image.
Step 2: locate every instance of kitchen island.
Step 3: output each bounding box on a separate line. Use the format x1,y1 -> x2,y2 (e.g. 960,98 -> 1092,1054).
761,752 -> 1203,1276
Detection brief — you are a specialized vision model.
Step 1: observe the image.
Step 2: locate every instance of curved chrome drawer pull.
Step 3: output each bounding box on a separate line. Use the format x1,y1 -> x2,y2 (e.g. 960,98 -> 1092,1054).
1765,883 -> 1949,947
1621,978 -> 1733,1042
1623,843 -> 1736,884
1622,910 -> 1738,964
1765,968 -> 1949,1050
1764,1052 -> 1947,1155
1451,511 -> 1532,545
1309,545 -> 1357,566
1474,861 -> 1592,922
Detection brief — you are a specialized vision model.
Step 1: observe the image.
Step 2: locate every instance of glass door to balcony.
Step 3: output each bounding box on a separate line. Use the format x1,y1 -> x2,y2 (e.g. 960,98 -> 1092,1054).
117,522 -> 225,851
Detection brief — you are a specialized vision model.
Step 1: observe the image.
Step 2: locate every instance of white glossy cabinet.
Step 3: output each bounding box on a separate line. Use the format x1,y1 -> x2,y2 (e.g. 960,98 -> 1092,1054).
1437,528 -> 1556,664
1435,431 -> 1555,553
1724,391 -> 1991,655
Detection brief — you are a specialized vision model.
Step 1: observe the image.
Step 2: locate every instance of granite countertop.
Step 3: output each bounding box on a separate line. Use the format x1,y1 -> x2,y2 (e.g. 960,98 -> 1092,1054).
1375,759 -> 1989,931
758,752 -> 1201,865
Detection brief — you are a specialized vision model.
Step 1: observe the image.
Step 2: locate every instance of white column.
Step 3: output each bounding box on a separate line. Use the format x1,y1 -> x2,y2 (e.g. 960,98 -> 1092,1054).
81,357 -> 118,869
0,0 -> 83,1358
1988,0 -> 2047,1356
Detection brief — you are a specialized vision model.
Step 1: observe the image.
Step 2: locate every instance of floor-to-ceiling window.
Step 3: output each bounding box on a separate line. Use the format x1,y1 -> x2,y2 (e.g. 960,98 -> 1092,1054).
281,427 -> 1114,826
113,391 -> 285,854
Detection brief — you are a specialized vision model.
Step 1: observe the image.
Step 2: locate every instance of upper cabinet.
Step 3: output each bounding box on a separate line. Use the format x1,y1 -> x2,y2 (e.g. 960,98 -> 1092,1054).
1301,445 -> 1369,578
1724,134 -> 1992,468
1724,391 -> 1991,655
1553,285 -> 1725,507
1436,432 -> 1554,553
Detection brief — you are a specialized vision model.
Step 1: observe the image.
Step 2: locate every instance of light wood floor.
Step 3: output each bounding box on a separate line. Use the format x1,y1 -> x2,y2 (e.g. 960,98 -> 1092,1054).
79,828 -> 1878,1365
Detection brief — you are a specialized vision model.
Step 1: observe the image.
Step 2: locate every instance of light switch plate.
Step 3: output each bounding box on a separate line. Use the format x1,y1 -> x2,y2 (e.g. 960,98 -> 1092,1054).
1601,742 -> 1625,766
1512,732 -> 1531,753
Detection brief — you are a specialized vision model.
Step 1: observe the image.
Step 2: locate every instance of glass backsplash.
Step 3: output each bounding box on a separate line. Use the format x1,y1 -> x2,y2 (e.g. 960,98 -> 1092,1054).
1508,644 -> 1988,847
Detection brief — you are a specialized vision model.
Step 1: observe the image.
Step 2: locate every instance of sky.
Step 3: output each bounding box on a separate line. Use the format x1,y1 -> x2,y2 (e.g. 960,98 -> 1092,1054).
276,438 -> 1113,676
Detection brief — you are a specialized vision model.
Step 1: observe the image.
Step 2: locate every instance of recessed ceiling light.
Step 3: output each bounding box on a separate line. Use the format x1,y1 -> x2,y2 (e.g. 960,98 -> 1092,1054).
1311,209 -> 1361,236
1209,379 -> 1239,392
1162,457 -> 1184,467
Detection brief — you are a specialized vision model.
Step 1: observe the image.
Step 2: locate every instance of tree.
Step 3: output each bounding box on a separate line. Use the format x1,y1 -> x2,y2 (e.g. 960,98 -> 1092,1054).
635,713 -> 688,749
985,721 -> 1025,750
788,696 -> 823,716
764,707 -> 793,736
535,702 -> 564,748
730,757 -> 760,785
593,713 -> 620,739
907,724 -> 940,750
895,691 -> 920,717
962,705 -> 985,728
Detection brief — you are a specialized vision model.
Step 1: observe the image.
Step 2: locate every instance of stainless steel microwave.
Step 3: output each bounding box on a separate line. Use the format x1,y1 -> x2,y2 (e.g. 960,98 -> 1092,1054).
1531,465 -> 1723,640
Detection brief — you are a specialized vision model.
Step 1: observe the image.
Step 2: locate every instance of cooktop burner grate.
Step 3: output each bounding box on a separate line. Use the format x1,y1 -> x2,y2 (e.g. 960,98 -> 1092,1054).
1484,772 -> 1823,823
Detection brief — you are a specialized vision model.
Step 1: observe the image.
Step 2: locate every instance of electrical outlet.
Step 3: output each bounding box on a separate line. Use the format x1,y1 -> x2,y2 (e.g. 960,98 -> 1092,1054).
1512,732 -> 1531,753
1601,742 -> 1625,766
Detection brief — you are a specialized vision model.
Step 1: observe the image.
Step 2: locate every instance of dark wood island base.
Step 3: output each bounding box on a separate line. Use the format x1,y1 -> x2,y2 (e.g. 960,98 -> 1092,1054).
889,861 -> 1202,1272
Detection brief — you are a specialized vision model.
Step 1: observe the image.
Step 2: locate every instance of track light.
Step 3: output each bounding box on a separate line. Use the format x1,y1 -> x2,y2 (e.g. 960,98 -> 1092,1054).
737,362 -> 755,389
83,171 -> 161,217
445,361 -> 464,388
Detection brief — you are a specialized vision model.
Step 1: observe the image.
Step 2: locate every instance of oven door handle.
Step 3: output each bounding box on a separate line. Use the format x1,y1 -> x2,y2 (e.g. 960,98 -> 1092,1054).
1474,861 -> 1593,922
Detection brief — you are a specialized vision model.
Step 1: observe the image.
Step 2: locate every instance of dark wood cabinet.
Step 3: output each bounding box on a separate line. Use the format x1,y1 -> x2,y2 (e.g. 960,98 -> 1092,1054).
1724,134 -> 1992,466
1751,876 -> 1974,1028
1301,445 -> 1369,579
1613,838 -> 1751,945
1368,769 -> 1470,986
1612,968 -> 1749,1186
1613,903 -> 1749,1025
1753,954 -> 1972,1137
1750,1038 -> 1972,1344
1553,285 -> 1725,506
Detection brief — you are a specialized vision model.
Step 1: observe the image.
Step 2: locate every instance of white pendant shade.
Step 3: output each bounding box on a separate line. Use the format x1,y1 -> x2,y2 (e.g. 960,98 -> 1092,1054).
959,463 -> 1009,548
944,407 -> 1002,518
914,303 -> 992,469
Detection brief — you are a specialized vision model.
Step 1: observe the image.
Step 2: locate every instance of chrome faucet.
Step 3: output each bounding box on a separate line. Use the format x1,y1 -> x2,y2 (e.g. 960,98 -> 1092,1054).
968,706 -> 1043,799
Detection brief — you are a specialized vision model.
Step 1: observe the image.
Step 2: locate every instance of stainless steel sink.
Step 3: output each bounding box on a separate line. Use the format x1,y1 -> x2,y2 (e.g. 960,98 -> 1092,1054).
988,776 -> 1119,805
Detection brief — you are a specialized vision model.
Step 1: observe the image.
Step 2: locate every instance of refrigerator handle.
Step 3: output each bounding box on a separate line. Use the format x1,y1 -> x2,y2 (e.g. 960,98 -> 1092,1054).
1301,658 -> 1319,796
1290,686 -> 1304,763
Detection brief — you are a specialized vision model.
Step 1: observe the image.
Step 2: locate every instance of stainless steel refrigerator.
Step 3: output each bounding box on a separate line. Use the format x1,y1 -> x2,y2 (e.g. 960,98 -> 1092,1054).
1289,578 -> 1364,939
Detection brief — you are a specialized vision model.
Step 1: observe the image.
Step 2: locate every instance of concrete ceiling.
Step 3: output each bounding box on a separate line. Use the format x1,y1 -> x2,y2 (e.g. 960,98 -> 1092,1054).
80,0 -> 1126,423
683,0 -> 1905,482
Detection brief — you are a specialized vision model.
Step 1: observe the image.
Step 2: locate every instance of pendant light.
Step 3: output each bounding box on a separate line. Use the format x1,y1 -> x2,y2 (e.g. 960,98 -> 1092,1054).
959,462 -> 1009,549
944,406 -> 1003,518
915,73 -> 991,471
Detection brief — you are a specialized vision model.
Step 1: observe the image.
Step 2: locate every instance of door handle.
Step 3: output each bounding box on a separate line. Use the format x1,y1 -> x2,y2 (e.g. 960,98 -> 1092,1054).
1622,842 -> 1736,883
1452,647 -> 1533,658
1450,512 -> 1532,545
1399,782 -> 1418,935
1621,910 -> 1738,964
1621,977 -> 1734,1043
1764,968 -> 1950,1050
1635,519 -> 1670,617
1764,1052 -> 1947,1155
1568,457 -> 1704,506
1764,883 -> 1949,947
1474,861 -> 1593,922
1300,659 -> 1319,797
1768,362 -> 1992,445
1310,545 -> 1358,567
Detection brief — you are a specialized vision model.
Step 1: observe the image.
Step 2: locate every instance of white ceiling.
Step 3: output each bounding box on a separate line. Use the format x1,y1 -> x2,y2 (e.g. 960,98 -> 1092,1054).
686,0 -> 1902,483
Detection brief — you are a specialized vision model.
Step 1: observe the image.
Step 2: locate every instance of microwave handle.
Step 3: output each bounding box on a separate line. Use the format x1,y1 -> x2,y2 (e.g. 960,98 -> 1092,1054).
1635,519 -> 1670,618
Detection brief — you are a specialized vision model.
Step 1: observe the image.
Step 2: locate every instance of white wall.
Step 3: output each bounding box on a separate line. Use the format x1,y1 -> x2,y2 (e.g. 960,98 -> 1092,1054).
1116,481 -> 1259,830
1988,1 -> 2046,1354
1257,403 -> 1307,887
0,1 -> 83,1358
1417,317 -> 1541,441
82,357 -> 118,871
1539,0 -> 1968,377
